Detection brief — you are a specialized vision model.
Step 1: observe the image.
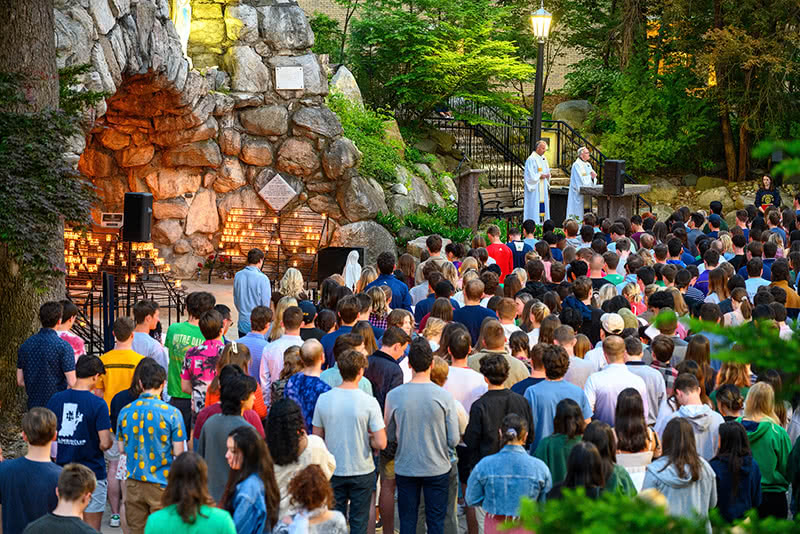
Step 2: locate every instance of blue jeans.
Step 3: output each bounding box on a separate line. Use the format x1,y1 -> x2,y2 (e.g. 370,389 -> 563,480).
396,472 -> 450,534
331,471 -> 376,534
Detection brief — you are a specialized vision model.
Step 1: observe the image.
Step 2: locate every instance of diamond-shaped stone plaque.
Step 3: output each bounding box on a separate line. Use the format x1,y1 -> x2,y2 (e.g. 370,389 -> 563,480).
258,173 -> 297,212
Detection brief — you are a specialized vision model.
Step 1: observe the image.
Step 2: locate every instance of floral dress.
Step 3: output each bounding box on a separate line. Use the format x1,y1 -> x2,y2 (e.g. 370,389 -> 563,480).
284,373 -> 331,430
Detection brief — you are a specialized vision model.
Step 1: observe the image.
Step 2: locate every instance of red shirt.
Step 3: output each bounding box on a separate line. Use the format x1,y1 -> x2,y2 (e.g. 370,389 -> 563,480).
486,243 -> 513,281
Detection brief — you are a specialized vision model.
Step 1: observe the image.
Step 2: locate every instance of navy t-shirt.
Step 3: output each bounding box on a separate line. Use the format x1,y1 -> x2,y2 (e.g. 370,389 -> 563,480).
110,389 -> 136,432
17,329 -> 75,409
0,457 -> 61,534
511,377 -> 545,396
452,305 -> 498,345
46,389 -> 111,480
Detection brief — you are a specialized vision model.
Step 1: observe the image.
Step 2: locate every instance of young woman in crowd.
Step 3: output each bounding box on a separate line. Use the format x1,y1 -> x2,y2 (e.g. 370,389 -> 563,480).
723,288 -> 752,326
574,334 -> 591,359
352,321 -> 378,355
465,414 -> 552,534
354,267 -> 377,294
547,442 -> 606,500
622,283 -> 646,315
509,331 -> 531,368
503,274 -> 523,299
269,296 -> 299,342
715,384 -> 745,422
144,452 -> 236,534
279,268 -> 307,301
266,399 -> 336,518
537,315 -> 561,345
704,268 -> 730,305
582,421 -> 636,496
758,370 -> 792,428
642,418 -> 717,525
396,253 -> 417,289
737,382 -> 792,519
614,388 -> 660,490
204,343 -> 267,420
271,347 -> 302,405
755,174 -> 781,211
710,422 -> 762,523
422,317 -> 446,352
711,362 -> 751,409
684,335 -> 716,396
367,286 -> 390,330
220,426 -> 281,534
273,466 -> 347,534
534,399 -> 586,484
542,292 -> 562,315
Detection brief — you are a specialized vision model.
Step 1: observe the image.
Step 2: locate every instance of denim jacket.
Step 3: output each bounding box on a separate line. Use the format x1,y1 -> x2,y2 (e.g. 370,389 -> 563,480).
232,473 -> 267,534
465,445 -> 553,516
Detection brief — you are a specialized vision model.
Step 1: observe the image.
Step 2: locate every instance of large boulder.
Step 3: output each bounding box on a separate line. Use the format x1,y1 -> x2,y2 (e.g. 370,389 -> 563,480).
696,186 -> 734,212
292,107 -> 344,139
185,189 -> 219,235
257,5 -> 315,52
330,66 -> 364,108
240,106 -> 289,136
224,3 -> 259,43
408,173 -> 437,211
322,138 -> 361,180
213,157 -> 246,193
552,100 -> 592,131
337,174 -> 388,222
682,174 -> 698,187
650,204 -> 674,222
152,219 -> 183,244
277,137 -> 319,177
153,198 -> 189,220
170,253 -> 204,279
387,193 -> 413,218
383,119 -> 405,157
217,186 -> 266,222
696,176 -> 727,191
162,140 -> 222,168
145,167 -> 202,200
406,235 -> 452,259
223,46 -> 271,93
240,136 -> 273,166
330,221 -> 396,266
644,179 -> 679,205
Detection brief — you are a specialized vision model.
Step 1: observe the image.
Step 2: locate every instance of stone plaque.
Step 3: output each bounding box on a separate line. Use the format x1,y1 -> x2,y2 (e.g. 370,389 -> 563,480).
275,66 -> 305,90
258,173 -> 297,212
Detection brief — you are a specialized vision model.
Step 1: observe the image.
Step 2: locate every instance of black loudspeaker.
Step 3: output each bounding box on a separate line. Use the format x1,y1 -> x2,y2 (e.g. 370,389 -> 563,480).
122,192 -> 153,242
317,247 -> 364,284
603,160 -> 626,196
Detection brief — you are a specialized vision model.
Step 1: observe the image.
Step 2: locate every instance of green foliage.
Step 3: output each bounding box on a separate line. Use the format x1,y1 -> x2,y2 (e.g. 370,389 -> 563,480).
486,219 -> 508,243
326,90 -> 404,185
59,64 -> 108,117
0,68 -> 101,289
347,0 -> 533,120
404,205 -> 474,244
309,13 -> 345,64
563,58 -> 622,106
601,59 -> 715,173
753,140 -> 800,182
374,211 -> 402,234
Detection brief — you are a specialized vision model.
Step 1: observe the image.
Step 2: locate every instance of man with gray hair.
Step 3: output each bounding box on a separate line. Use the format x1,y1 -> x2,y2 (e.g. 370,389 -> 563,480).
566,146 -> 596,220
524,140 -> 551,224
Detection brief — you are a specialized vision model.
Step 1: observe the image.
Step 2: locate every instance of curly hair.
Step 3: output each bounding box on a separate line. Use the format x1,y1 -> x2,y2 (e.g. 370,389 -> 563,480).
288,465 -> 334,511
266,398 -> 306,465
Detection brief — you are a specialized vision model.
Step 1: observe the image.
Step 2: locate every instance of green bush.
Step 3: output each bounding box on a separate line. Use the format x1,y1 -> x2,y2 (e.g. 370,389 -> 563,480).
326,91 -> 404,185
600,59 -> 715,173
563,58 -> 622,107
309,13 -> 344,64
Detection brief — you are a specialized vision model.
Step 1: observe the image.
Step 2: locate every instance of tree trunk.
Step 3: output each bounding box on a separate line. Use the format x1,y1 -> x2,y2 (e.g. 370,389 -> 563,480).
720,113 -> 738,181
737,122 -> 749,181
0,0 -> 63,429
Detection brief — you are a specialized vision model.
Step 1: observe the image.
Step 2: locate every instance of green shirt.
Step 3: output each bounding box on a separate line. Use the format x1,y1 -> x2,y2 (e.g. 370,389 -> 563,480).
534,433 -> 581,485
145,504 -> 236,534
604,274 -> 624,285
165,322 -> 204,399
737,418 -> 792,493
606,463 -> 636,496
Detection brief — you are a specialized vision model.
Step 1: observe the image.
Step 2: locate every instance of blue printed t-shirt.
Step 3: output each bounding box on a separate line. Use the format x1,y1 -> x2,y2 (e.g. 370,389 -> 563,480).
117,392 -> 187,486
17,329 -> 75,408
284,373 -> 331,431
47,389 -> 111,480
0,457 -> 61,534
524,380 -> 592,452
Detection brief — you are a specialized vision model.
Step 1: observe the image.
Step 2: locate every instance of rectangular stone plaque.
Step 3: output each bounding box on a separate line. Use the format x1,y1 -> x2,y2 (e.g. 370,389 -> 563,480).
258,173 -> 297,212
275,66 -> 305,90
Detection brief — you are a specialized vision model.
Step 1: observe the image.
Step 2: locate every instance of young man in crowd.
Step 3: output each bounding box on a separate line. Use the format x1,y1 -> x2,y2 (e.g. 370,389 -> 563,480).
583,335 -> 649,426
46,355 -> 112,530
320,334 -> 374,393
260,305 -> 305,400
56,299 -> 85,361
313,349 -> 387,534
623,336 -> 665,426
298,300 -> 324,341
180,309 -> 225,423
165,291 -> 216,435
467,320 -> 529,388
414,235 -> 448,285
367,251 -> 412,311
485,225 -> 513,281
452,280 -> 497,345
285,338 -> 332,430
320,296 -> 360,369
117,358 -> 186,534
0,408 -> 62,534
17,301 -> 76,409
649,334 -> 678,395
22,463 -> 99,534
385,338 -> 459,534
496,297 -> 522,342
506,227 -> 533,270
236,305 -> 272,378
233,248 -> 271,338
555,325 -> 594,389
131,300 -> 168,372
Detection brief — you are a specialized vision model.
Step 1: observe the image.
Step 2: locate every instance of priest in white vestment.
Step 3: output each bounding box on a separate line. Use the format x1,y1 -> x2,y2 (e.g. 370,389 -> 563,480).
566,147 -> 597,220
523,140 -> 551,224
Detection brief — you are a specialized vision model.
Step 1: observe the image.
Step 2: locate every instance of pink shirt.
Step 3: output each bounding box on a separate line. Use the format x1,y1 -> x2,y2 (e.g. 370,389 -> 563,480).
58,330 -> 86,362
180,339 -> 224,416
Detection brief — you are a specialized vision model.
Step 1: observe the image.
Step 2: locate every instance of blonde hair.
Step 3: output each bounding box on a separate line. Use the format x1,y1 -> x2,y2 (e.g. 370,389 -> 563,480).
719,234 -> 734,255
329,273 -> 345,286
422,317 -> 446,343
430,356 -> 450,387
596,284 -> 618,309
767,232 -> 785,253
574,334 -> 591,358
269,296 -> 298,341
459,257 -> 479,275
441,262 -> 458,288
461,269 -> 480,287
367,286 -> 389,317
667,287 -> 688,316
512,267 -> 528,285
638,249 -> 655,267
622,282 -> 642,305
529,301 -> 550,327
644,284 -> 659,305
278,268 -> 305,300
744,381 -> 780,425
355,266 -> 378,294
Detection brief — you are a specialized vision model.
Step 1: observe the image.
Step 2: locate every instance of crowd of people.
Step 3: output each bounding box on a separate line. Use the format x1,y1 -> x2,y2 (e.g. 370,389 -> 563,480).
6,195 -> 800,534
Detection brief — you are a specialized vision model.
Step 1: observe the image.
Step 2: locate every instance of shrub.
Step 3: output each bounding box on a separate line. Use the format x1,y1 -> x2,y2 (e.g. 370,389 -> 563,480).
309,13 -> 344,64
563,58 -> 622,107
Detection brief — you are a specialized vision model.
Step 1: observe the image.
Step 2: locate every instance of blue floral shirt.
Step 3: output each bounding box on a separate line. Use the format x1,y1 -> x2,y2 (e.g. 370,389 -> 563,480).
284,373 -> 331,431
117,393 -> 187,486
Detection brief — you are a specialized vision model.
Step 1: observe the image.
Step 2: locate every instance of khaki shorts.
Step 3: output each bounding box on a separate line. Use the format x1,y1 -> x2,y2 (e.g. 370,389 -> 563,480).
379,455 -> 395,480
125,479 -> 164,534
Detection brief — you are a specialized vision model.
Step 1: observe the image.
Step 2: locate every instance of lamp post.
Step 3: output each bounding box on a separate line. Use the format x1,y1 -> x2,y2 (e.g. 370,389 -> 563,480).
529,3 -> 552,152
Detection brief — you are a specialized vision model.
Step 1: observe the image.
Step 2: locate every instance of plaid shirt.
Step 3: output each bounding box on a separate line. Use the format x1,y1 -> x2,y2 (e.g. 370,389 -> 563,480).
650,360 -> 678,396
369,312 -> 389,330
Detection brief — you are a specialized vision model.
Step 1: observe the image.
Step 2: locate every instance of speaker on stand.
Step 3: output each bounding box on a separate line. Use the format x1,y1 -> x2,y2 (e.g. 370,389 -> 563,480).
122,192 -> 153,242
603,160 -> 626,196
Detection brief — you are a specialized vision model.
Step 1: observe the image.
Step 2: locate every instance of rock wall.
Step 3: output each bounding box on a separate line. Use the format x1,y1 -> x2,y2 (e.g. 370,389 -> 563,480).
58,0 -> 388,277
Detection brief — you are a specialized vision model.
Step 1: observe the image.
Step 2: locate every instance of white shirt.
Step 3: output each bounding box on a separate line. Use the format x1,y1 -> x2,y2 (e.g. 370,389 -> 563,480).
584,363 -> 649,426
259,334 -> 304,401
502,323 -> 522,342
527,328 -> 539,348
444,366 -> 488,413
583,342 -> 606,372
410,283 -> 429,306
398,357 -> 413,383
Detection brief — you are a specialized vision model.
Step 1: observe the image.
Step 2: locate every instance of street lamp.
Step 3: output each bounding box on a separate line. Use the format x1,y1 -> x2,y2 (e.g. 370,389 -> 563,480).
529,3 -> 552,152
